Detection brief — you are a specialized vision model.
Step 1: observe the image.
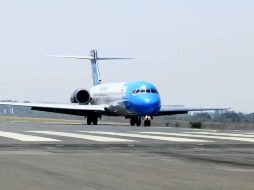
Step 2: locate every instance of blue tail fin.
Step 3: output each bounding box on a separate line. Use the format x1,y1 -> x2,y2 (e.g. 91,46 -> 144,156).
89,50 -> 101,85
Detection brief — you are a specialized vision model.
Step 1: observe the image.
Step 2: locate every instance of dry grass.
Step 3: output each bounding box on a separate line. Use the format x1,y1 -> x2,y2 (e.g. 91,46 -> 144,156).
0,115 -> 253,129
0,116 -> 84,124
153,119 -> 254,130
0,116 -> 129,126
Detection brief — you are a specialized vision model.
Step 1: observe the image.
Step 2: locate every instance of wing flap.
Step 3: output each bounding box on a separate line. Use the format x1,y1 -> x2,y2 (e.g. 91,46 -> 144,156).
156,106 -> 230,116
0,102 -> 105,116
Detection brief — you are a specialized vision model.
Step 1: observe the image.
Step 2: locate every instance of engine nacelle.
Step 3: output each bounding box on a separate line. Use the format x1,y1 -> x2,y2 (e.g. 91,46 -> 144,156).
70,89 -> 91,104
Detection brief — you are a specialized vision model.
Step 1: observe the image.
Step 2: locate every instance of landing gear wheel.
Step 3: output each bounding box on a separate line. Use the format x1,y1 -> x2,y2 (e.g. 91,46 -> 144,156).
130,118 -> 135,126
87,115 -> 99,125
92,117 -> 98,125
137,118 -> 141,126
144,120 -> 151,127
87,117 -> 92,125
130,117 -> 141,126
144,116 -> 151,127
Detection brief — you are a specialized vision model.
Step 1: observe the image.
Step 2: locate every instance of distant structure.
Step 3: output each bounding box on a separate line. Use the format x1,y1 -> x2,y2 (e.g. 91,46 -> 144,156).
10,107 -> 14,115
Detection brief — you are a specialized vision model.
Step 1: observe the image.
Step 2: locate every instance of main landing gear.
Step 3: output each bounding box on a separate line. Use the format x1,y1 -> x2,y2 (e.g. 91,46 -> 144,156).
129,115 -> 152,127
130,116 -> 141,126
86,115 -> 99,125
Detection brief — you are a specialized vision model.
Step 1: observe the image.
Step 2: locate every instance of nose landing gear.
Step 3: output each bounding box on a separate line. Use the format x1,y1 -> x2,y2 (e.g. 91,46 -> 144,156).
129,116 -> 152,127
144,115 -> 151,127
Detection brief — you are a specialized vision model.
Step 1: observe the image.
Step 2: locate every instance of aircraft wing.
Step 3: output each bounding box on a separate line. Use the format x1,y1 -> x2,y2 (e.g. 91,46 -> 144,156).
0,102 -> 106,116
156,106 -> 230,116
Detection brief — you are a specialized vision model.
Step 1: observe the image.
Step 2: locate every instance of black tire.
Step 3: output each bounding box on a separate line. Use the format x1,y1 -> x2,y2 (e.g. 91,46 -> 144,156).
87,117 -> 92,125
137,118 -> 141,126
130,118 -> 135,126
144,120 -> 151,127
92,118 -> 98,125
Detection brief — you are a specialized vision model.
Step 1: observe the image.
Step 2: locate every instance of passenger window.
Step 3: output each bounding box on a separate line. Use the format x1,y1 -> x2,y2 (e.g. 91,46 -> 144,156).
132,90 -> 136,94
146,89 -> 151,93
136,89 -> 140,94
151,89 -> 158,94
141,89 -> 145,93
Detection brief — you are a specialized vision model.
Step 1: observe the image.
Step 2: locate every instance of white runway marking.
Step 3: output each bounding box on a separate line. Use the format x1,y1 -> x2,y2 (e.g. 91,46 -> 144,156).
185,131 -> 254,138
140,132 -> 254,142
236,132 -> 254,135
80,131 -> 212,142
0,131 -> 60,142
28,131 -> 136,142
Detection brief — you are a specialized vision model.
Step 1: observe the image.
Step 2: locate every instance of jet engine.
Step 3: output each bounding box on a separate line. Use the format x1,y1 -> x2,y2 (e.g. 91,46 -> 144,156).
70,89 -> 91,104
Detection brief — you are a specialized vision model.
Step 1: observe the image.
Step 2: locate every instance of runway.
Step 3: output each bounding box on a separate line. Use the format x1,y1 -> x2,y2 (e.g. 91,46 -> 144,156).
0,121 -> 254,190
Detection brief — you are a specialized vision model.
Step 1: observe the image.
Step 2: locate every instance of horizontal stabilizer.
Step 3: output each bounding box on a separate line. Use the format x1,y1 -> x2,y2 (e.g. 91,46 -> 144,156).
97,57 -> 133,60
47,50 -> 133,85
47,55 -> 133,61
46,55 -> 94,60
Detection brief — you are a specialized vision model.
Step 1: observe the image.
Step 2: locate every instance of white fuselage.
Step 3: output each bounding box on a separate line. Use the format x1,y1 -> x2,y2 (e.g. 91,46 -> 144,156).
89,82 -> 130,115
90,82 -> 125,106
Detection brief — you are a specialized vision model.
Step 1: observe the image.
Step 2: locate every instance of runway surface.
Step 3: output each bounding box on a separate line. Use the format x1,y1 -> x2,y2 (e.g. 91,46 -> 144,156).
0,121 -> 254,190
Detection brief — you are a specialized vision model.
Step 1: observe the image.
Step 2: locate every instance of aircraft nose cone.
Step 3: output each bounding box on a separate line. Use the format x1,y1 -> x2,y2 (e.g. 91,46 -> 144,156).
131,95 -> 161,115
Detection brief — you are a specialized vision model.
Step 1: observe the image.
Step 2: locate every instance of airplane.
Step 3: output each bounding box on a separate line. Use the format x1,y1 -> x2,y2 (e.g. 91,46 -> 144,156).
0,50 -> 229,126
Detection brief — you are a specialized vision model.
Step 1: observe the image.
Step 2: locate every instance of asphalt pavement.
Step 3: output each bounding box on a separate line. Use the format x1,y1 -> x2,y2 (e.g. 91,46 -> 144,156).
0,121 -> 253,190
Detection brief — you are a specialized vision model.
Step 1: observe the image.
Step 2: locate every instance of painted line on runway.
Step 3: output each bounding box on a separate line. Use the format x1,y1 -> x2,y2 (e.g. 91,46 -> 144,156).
185,131 -> 254,138
139,132 -> 254,142
0,131 -> 61,142
80,131 -> 212,142
234,132 -> 254,135
28,131 -> 136,142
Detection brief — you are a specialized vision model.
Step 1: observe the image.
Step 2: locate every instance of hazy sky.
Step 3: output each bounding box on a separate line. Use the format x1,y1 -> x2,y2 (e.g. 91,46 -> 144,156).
0,0 -> 253,112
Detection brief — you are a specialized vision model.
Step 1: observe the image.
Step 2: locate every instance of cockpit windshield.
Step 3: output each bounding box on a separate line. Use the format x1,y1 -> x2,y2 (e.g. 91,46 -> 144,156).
132,88 -> 158,94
